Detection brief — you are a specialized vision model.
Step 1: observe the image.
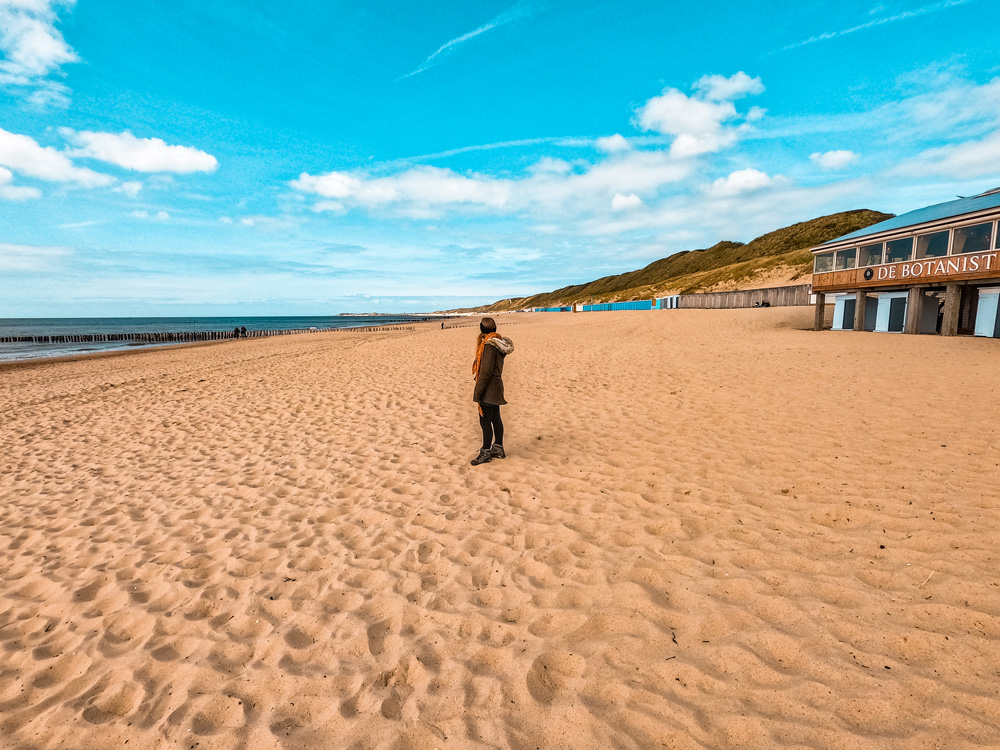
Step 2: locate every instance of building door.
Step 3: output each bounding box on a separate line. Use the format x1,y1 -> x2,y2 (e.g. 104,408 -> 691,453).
888,298 -> 907,332
841,298 -> 856,330
875,293 -> 907,333
974,289 -> 1000,338
832,295 -> 852,330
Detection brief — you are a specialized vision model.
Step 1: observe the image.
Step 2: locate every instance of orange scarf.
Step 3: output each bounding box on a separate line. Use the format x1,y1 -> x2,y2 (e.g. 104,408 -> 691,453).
473,332 -> 499,415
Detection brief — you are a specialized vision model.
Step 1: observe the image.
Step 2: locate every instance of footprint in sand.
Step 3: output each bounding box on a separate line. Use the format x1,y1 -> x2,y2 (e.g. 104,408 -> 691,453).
367,619 -> 393,656
417,540 -> 441,564
82,679 -> 145,724
526,651 -> 587,705
284,626 -> 314,650
189,692 -> 248,735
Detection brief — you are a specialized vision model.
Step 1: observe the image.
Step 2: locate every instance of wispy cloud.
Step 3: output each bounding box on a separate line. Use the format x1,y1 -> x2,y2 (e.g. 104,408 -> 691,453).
406,135 -> 589,162
775,0 -> 979,53
402,1 -> 538,79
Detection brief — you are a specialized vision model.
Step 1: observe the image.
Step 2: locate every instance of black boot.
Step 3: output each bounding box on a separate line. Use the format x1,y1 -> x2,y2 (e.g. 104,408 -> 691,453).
490,443 -> 506,459
470,448 -> 493,466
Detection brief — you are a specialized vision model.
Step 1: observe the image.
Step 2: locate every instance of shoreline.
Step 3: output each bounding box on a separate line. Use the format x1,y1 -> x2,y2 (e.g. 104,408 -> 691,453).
0,320 -> 436,372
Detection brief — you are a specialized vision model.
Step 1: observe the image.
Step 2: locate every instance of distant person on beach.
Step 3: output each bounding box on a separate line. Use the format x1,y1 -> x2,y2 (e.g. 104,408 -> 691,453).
233,326 -> 240,338
241,326 -> 248,338
471,317 -> 514,466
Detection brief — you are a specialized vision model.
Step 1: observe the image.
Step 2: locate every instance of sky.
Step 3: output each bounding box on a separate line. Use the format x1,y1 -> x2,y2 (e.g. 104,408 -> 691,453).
1,0 -> 999,316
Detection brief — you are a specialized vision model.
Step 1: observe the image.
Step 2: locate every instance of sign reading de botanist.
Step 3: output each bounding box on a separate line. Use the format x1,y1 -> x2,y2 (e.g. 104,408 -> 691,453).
814,250 -> 1000,292
877,251 -> 998,281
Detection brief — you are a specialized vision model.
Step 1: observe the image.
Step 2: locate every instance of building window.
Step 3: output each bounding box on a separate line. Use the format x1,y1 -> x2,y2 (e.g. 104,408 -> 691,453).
953,222 -> 993,254
835,248 -> 857,270
814,252 -> 834,273
915,230 -> 949,259
859,243 -> 883,266
885,237 -> 913,263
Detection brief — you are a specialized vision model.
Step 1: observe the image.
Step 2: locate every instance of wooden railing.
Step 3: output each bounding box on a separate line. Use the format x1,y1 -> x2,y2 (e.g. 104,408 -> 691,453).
676,284 -> 812,309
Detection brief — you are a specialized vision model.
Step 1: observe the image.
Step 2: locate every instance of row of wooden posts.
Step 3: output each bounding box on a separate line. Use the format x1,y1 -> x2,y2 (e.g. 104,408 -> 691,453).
0,325 -> 414,345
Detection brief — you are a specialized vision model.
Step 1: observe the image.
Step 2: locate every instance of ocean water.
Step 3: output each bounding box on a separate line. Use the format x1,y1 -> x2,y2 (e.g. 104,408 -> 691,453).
0,315 -> 432,363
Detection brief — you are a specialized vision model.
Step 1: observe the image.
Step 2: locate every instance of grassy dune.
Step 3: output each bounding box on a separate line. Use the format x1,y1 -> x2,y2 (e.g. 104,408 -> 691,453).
471,209 -> 891,312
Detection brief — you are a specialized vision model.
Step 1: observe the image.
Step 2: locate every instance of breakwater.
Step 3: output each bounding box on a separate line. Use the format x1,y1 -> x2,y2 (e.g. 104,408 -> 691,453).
0,325 -> 414,345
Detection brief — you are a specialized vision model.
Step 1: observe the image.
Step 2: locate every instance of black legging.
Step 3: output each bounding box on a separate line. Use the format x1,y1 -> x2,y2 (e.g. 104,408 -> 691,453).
479,403 -> 504,450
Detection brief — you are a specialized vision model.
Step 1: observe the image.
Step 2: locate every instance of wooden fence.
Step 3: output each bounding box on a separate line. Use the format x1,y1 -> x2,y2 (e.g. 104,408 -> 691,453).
677,284 -> 812,310
0,325 -> 414,345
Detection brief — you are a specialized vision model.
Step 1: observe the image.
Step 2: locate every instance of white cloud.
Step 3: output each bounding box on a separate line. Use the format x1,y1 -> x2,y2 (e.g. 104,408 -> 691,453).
897,130 -> 1000,179
488,246 -> 543,267
293,148 -> 692,221
752,74 -> 1000,151
693,72 -> 764,102
611,192 -> 643,211
0,164 -> 40,199
311,200 -> 345,213
811,150 -> 859,170
0,0 -> 78,106
707,168 -> 787,197
595,134 -> 631,153
0,127 -> 111,186
0,241 -> 70,271
635,72 -> 764,157
130,209 -> 169,220
234,214 -> 301,230
529,156 -> 572,175
292,165 -> 510,208
66,130 -> 218,173
112,180 -> 143,197
58,219 -> 102,228
290,170 -> 359,199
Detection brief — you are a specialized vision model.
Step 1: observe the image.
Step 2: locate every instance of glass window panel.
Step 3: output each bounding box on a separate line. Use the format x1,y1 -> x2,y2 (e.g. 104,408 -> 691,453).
835,248 -> 857,270
814,252 -> 834,273
915,230 -> 949,259
859,243 -> 883,266
953,222 -> 993,254
885,237 -> 913,263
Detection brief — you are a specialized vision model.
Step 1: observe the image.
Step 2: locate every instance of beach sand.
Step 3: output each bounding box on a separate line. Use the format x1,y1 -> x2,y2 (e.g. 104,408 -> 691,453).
1,309 -> 999,749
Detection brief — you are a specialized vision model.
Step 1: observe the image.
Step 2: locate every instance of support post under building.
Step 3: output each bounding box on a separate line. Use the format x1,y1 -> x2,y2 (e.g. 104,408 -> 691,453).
940,284 -> 961,336
903,287 -> 924,335
813,292 -> 826,331
853,290 -> 866,331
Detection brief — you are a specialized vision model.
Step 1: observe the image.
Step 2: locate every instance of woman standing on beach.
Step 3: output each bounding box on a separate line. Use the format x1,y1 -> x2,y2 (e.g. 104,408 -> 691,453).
471,317 -> 514,466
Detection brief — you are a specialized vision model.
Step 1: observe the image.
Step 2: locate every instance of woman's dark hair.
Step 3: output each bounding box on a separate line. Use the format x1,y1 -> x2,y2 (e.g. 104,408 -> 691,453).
477,317 -> 498,350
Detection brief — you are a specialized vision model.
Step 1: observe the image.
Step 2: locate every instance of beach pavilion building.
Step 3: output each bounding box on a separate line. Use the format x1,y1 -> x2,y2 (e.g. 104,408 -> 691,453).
810,188 -> 1000,337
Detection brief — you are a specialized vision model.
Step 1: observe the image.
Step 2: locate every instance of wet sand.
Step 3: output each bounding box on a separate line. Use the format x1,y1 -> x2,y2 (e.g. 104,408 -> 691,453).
1,308 -> 998,749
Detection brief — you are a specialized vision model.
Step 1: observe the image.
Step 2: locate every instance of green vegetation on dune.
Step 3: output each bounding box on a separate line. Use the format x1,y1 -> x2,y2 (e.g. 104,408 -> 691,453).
471,209 -> 892,312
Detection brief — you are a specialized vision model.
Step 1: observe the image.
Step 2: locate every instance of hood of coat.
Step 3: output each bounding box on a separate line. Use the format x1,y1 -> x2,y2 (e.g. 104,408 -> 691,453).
486,335 -> 514,355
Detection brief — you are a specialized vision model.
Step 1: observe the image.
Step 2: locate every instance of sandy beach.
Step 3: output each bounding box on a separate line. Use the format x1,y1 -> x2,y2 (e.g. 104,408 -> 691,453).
1,308 -> 999,749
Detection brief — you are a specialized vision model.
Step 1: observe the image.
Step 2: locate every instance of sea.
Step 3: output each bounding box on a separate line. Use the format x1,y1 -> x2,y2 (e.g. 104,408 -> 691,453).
0,315 -> 434,363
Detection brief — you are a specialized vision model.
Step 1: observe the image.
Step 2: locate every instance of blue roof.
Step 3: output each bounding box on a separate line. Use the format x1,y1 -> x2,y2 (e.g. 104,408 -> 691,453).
822,188 -> 1000,246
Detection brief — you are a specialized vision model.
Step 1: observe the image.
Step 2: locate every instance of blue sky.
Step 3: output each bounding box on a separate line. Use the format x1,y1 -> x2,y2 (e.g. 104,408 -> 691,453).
1,0 -> 999,315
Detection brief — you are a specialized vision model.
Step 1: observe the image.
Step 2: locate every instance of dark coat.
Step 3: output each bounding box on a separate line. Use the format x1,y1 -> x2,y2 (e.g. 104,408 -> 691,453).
473,336 -> 514,406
